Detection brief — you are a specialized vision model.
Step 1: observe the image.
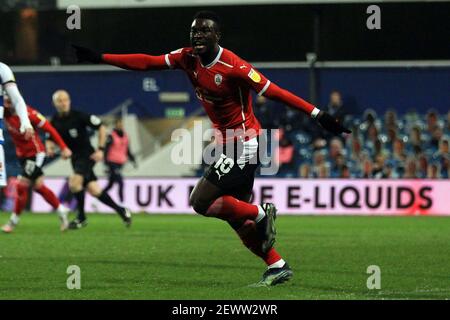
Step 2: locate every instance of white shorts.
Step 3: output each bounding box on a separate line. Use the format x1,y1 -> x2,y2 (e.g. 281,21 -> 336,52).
0,145 -> 7,187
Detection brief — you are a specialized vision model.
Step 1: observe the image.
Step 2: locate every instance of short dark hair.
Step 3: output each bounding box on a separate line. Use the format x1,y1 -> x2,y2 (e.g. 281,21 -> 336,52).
193,10 -> 221,32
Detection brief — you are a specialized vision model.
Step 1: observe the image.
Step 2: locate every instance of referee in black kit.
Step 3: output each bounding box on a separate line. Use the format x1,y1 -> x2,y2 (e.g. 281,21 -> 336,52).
46,89 -> 132,229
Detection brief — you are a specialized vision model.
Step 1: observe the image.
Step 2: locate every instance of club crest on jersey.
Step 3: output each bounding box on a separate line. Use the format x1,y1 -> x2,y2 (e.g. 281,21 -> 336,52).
214,74 -> 223,86
248,68 -> 261,83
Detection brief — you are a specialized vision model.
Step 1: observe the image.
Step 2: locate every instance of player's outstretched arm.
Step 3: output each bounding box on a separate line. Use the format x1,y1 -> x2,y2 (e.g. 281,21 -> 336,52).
0,63 -> 34,138
263,82 -> 351,135
39,121 -> 72,159
234,62 -> 350,135
72,45 -> 168,71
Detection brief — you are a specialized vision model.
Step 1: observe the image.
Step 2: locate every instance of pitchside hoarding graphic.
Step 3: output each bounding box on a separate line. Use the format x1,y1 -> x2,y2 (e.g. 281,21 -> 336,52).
31,178 -> 450,215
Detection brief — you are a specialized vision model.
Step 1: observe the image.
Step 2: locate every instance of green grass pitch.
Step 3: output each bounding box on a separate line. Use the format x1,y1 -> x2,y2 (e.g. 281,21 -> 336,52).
0,213 -> 449,300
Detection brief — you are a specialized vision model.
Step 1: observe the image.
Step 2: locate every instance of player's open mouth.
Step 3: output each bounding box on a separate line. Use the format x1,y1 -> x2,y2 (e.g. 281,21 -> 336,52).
194,44 -> 206,50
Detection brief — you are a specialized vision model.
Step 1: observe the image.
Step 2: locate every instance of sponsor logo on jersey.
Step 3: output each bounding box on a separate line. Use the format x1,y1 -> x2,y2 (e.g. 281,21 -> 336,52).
248,68 -> 261,83
214,74 -> 223,86
36,112 -> 46,122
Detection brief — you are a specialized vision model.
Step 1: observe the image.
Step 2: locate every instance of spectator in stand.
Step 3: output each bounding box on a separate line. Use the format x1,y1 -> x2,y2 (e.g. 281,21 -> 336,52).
275,136 -> 295,174
384,163 -> 394,179
350,135 -> 365,163
327,90 -> 348,126
433,138 -> 449,158
373,139 -> 387,160
361,159 -> 373,178
312,137 -> 327,151
426,109 -> 439,135
373,154 -> 392,178
440,156 -> 449,179
312,149 -> 326,167
403,157 -> 417,178
254,95 -> 281,129
408,126 -> 422,152
312,150 -> 327,177
358,109 -> 376,141
298,163 -> 312,178
366,123 -> 379,142
316,163 -> 330,178
384,110 -> 398,129
390,138 -> 407,176
385,125 -> 398,152
431,138 -> 449,178
365,123 -> 379,155
331,154 -> 346,178
427,163 -> 440,179
328,137 -> 344,163
417,154 -> 428,178
363,109 -> 377,127
340,165 -> 351,178
429,127 -> 443,152
392,138 -> 407,161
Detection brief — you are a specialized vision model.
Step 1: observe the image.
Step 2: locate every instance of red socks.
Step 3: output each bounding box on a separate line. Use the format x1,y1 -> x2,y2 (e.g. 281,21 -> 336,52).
206,195 -> 259,221
233,219 -> 282,266
205,196 -> 283,266
14,182 -> 29,215
14,183 -> 61,214
34,184 -> 60,210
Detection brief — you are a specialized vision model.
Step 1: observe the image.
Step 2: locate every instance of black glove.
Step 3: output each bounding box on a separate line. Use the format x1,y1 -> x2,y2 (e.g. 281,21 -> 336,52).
72,44 -> 102,63
317,111 -> 351,135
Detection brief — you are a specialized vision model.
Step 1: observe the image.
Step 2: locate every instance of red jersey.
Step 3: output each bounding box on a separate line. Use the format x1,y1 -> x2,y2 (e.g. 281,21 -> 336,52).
103,46 -> 316,142
4,106 -> 67,158
166,47 -> 269,142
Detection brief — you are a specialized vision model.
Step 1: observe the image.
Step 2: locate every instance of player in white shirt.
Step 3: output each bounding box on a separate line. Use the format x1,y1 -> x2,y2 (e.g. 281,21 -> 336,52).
0,62 -> 34,187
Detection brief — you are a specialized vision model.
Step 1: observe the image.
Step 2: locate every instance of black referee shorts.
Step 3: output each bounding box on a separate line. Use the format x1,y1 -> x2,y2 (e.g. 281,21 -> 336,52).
71,156 -> 97,187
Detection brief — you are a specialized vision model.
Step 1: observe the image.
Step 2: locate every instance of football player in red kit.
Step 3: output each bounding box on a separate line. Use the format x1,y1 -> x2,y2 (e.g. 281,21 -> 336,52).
73,11 -> 350,286
1,93 -> 73,233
